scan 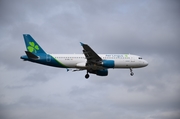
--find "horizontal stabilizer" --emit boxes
[25,51,39,60]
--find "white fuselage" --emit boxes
[21,34,149,78]
[50,54,148,69]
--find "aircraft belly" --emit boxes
[60,59,86,68]
[60,60,76,68]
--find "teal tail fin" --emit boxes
[23,34,46,54]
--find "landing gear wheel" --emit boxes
[85,74,89,79]
[130,72,134,76]
[130,68,134,76]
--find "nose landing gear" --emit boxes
[130,68,134,76]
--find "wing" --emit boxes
[80,42,102,63]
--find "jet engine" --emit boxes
[89,69,108,76]
[101,60,114,68]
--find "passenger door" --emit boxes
[46,54,51,62]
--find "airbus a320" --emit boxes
[20,34,148,79]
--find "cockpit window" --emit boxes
[138,57,142,59]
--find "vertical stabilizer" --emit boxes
[23,34,46,54]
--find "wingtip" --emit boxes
[80,42,84,46]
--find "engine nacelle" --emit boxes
[96,69,108,76]
[101,60,114,68]
[89,69,108,76]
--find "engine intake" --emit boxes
[101,60,114,68]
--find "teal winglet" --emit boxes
[80,42,84,46]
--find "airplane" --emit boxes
[20,34,148,79]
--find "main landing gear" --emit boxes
[130,68,134,76]
[85,71,90,79]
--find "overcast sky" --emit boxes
[0,0,180,119]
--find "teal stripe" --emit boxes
[50,55,68,68]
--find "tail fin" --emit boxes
[23,34,46,54]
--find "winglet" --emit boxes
[80,42,84,46]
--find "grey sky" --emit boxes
[0,0,180,119]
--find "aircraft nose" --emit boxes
[144,60,148,66]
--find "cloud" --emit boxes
[149,110,180,119]
[0,0,180,119]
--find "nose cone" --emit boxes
[144,60,148,66]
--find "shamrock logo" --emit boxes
[125,54,128,58]
[27,42,39,53]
